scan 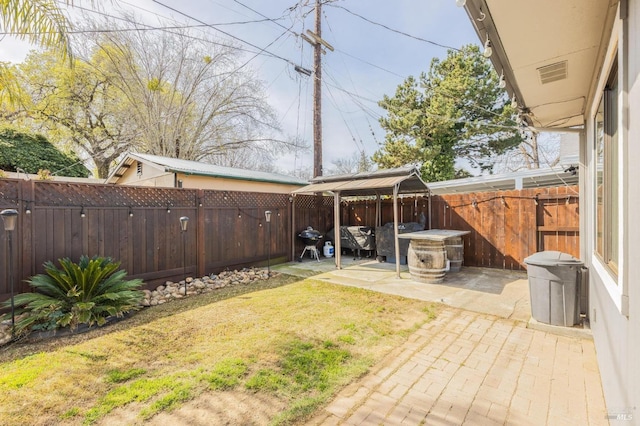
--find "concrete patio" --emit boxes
[273,257,609,425]
[275,257,533,322]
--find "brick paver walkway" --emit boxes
[309,307,607,425]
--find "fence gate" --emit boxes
[535,192,580,256]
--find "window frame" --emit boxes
[594,56,619,278]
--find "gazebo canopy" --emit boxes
[291,166,430,277]
[291,166,430,197]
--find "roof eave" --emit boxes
[463,0,525,121]
[171,169,306,186]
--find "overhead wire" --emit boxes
[316,6,515,142]
[217,24,294,84]
[332,48,404,79]
[322,79,364,152]
[60,2,264,56]
[321,79,383,118]
[232,0,300,37]
[152,0,299,67]
[321,8,371,152]
[294,18,310,172]
[0,21,278,36]
[322,71,382,120]
[44,1,306,176]
[328,4,460,51]
[72,1,309,105]
[215,0,312,170]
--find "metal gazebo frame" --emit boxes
[291,166,431,278]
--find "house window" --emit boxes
[594,56,618,275]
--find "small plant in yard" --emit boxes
[2,256,144,335]
[106,368,147,383]
[204,358,248,390]
[245,338,356,423]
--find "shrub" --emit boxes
[36,169,52,180]
[3,256,144,334]
[0,127,90,177]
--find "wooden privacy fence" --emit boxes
[340,196,430,227]
[0,179,333,301]
[431,186,579,269]
[343,186,580,271]
[0,178,578,303]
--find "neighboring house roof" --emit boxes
[427,167,579,195]
[106,153,308,186]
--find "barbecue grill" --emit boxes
[298,226,322,261]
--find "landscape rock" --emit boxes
[142,268,279,307]
[0,324,12,346]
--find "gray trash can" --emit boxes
[524,251,584,326]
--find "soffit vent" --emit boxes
[538,61,568,84]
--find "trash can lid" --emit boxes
[524,250,583,266]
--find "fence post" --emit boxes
[196,189,205,277]
[19,179,34,291]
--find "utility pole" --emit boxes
[313,0,323,178]
[300,0,334,178]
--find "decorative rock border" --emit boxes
[143,268,277,306]
[0,267,277,346]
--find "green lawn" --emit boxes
[0,275,438,425]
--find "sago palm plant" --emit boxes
[4,256,143,334]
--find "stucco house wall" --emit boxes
[174,173,302,194]
[581,2,637,416]
[117,164,175,188]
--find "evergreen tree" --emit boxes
[374,44,521,182]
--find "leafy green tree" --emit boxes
[16,50,135,178]
[0,127,89,177]
[374,44,521,182]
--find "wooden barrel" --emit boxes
[407,239,447,283]
[445,236,464,272]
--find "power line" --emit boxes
[322,79,364,152]
[152,0,298,67]
[116,0,288,29]
[323,76,382,122]
[232,0,299,37]
[334,48,405,79]
[321,9,384,154]
[329,4,460,51]
[218,25,293,84]
[0,20,279,36]
[60,2,265,56]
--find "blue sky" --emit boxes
[1,0,480,175]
